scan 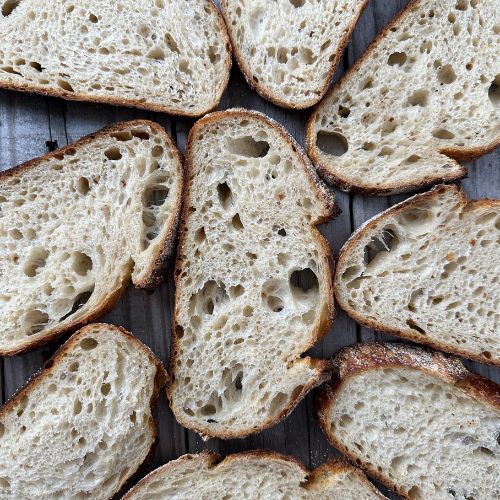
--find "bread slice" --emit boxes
[0,0,231,116]
[122,450,384,499]
[307,0,500,195]
[220,0,368,109]
[317,343,500,499]
[0,120,183,355]
[168,109,337,439]
[334,184,499,365]
[0,323,167,500]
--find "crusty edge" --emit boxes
[0,323,168,498]
[123,449,384,498]
[316,342,500,499]
[0,120,183,355]
[167,108,338,439]
[333,184,500,366]
[305,0,499,195]
[220,0,370,109]
[0,1,231,118]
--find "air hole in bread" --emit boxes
[432,128,455,140]
[227,136,270,158]
[200,404,216,416]
[277,228,286,237]
[338,105,351,118]
[228,284,245,299]
[0,422,4,438]
[316,131,348,156]
[363,228,399,266]
[269,392,287,416]
[407,89,429,107]
[1,0,20,16]
[289,0,305,7]
[299,47,317,65]
[60,288,93,321]
[231,213,244,231]
[289,267,319,294]
[104,147,122,161]
[88,13,98,23]
[405,155,422,164]
[488,75,500,107]
[71,252,93,276]
[131,128,150,140]
[194,226,206,243]
[75,176,90,195]
[73,399,82,415]
[456,0,468,11]
[24,309,49,335]
[80,337,98,350]
[1,66,21,76]
[437,64,457,84]
[406,319,426,335]
[408,288,424,312]
[57,79,74,92]
[388,51,407,66]
[29,61,42,72]
[407,485,422,498]
[163,33,179,53]
[23,247,49,277]
[217,181,232,209]
[147,46,165,60]
[267,295,284,313]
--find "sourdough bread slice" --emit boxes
[220,0,368,109]
[334,184,500,365]
[168,109,336,438]
[317,343,500,500]
[0,323,167,500]
[307,0,500,195]
[0,120,183,355]
[0,0,231,116]
[123,450,384,499]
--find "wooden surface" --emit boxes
[0,1,498,498]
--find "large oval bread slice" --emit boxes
[220,0,368,109]
[0,0,231,116]
[0,323,167,500]
[317,343,500,499]
[334,184,499,365]
[0,120,183,355]
[169,109,336,438]
[123,451,384,499]
[307,0,500,195]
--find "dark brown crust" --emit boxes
[220,0,370,110]
[305,0,500,195]
[123,449,383,498]
[316,343,500,498]
[0,323,168,498]
[0,1,231,118]
[167,108,338,439]
[0,120,183,356]
[333,184,500,366]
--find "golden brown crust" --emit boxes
[316,342,500,498]
[0,120,183,356]
[167,108,337,439]
[0,323,168,499]
[123,449,383,498]
[305,0,499,195]
[220,0,370,110]
[333,184,500,366]
[0,1,232,117]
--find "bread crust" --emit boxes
[220,0,370,110]
[0,323,168,499]
[122,449,382,498]
[316,342,500,498]
[333,183,500,366]
[0,120,184,356]
[168,108,338,439]
[305,0,500,195]
[0,1,231,117]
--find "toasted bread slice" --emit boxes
[317,343,500,499]
[0,323,167,500]
[123,450,384,499]
[168,109,336,439]
[334,184,499,365]
[0,120,183,355]
[220,0,368,109]
[0,0,231,116]
[307,0,500,195]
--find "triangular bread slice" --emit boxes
[334,184,499,365]
[0,120,183,355]
[220,0,368,109]
[307,0,499,194]
[123,451,384,499]
[0,0,231,116]
[317,343,500,499]
[168,109,336,438]
[0,323,167,500]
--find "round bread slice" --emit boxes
[122,450,384,499]
[317,343,500,499]
[168,109,337,439]
[0,120,183,355]
[0,323,167,500]
[221,0,368,109]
